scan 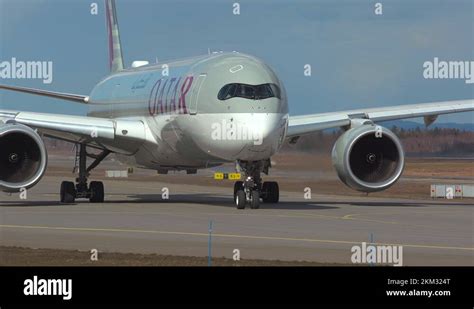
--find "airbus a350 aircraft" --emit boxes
[0,0,473,209]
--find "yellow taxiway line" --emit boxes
[0,224,472,251]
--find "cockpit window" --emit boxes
[236,84,255,99]
[218,83,236,100]
[218,83,281,100]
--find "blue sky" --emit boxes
[0,0,473,123]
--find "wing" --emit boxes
[0,109,146,154]
[0,83,147,154]
[0,84,89,103]
[287,99,474,138]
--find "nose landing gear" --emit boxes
[233,159,279,209]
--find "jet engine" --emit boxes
[331,123,404,192]
[0,123,47,192]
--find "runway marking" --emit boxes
[342,213,400,224]
[2,209,469,232]
[0,224,472,252]
[340,211,473,229]
[0,209,421,227]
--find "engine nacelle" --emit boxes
[0,123,48,192]
[331,124,404,192]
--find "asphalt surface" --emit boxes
[1,174,473,266]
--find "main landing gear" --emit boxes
[233,159,279,210]
[60,144,110,203]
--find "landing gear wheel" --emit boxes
[61,144,110,203]
[60,181,76,203]
[234,159,276,210]
[234,181,243,202]
[89,181,105,203]
[250,190,260,209]
[262,181,279,203]
[235,190,246,209]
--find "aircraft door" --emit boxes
[189,73,207,115]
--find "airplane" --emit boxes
[0,0,472,209]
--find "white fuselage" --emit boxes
[87,53,289,171]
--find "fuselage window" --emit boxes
[218,83,281,101]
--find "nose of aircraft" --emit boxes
[206,112,287,161]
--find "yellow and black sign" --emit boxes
[214,172,241,180]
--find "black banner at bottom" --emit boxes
[0,267,472,306]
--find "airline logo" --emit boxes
[148,75,194,115]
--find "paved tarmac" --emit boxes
[1,174,472,266]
